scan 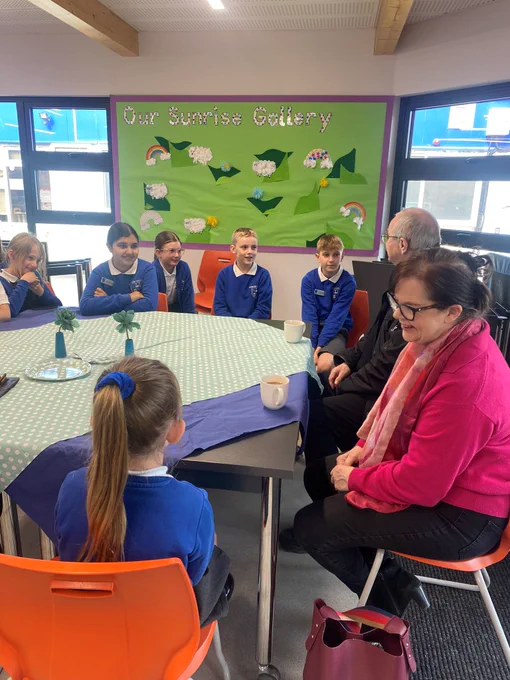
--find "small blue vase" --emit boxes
[125,338,134,356]
[55,331,67,359]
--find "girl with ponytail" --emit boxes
[55,356,215,586]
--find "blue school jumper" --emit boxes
[55,467,215,586]
[301,267,356,349]
[213,264,272,319]
[154,259,196,314]
[79,259,158,316]
[0,271,62,318]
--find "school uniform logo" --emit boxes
[100,277,114,287]
[333,287,340,300]
[130,279,143,292]
[249,285,258,298]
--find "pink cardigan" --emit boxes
[348,324,510,519]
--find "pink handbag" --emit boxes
[303,599,417,680]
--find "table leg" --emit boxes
[39,527,56,560]
[256,476,281,680]
[0,492,22,556]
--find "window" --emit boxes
[391,84,510,252]
[0,102,28,239]
[0,98,114,304]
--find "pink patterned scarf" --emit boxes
[345,318,486,513]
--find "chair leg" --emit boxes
[213,624,230,680]
[481,567,491,589]
[358,549,385,606]
[474,570,510,667]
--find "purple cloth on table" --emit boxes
[0,307,89,331]
[7,372,311,542]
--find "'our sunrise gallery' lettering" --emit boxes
[123,105,333,134]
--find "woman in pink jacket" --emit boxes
[295,248,510,616]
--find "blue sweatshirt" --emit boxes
[213,263,272,319]
[301,267,356,349]
[154,259,196,314]
[0,270,62,318]
[55,467,215,586]
[79,259,158,316]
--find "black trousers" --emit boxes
[304,393,368,465]
[294,453,506,595]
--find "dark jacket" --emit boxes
[154,259,196,314]
[334,292,406,412]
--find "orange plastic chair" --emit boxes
[195,250,236,315]
[157,292,169,312]
[45,281,56,296]
[0,553,230,680]
[358,518,510,668]
[346,289,369,348]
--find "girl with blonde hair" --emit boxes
[0,232,61,320]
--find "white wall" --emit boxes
[2,5,510,316]
[394,1,510,95]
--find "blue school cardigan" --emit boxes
[154,259,196,314]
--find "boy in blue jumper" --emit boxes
[80,222,158,316]
[214,227,272,319]
[301,234,356,376]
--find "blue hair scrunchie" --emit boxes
[95,371,135,399]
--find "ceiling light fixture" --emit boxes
[208,0,225,9]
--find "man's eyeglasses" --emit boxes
[388,293,443,321]
[160,248,184,256]
[381,233,402,244]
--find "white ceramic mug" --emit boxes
[260,375,289,410]
[284,320,305,343]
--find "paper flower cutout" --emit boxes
[252,160,276,177]
[252,187,264,199]
[339,206,351,216]
[220,162,232,172]
[140,210,163,231]
[145,158,156,167]
[145,183,168,200]
[206,216,219,228]
[55,307,79,333]
[113,310,140,340]
[319,178,329,188]
[304,149,332,169]
[189,146,213,165]
[184,218,207,234]
[160,152,171,161]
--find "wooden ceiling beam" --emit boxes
[374,0,414,55]
[25,0,138,57]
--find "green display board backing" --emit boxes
[111,96,394,254]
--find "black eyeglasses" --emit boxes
[388,293,443,321]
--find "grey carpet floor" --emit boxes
[3,460,509,680]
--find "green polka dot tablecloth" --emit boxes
[0,313,319,492]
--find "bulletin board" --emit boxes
[112,96,393,254]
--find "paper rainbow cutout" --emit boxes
[140,210,164,231]
[343,202,366,221]
[146,144,169,161]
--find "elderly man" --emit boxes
[281,208,441,552]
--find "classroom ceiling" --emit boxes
[0,0,503,34]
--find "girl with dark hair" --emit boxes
[79,222,158,316]
[153,231,196,313]
[0,232,61,320]
[294,248,510,616]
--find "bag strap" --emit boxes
[342,606,416,673]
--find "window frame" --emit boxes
[391,83,510,253]
[0,96,115,234]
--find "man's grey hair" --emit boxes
[393,208,441,252]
